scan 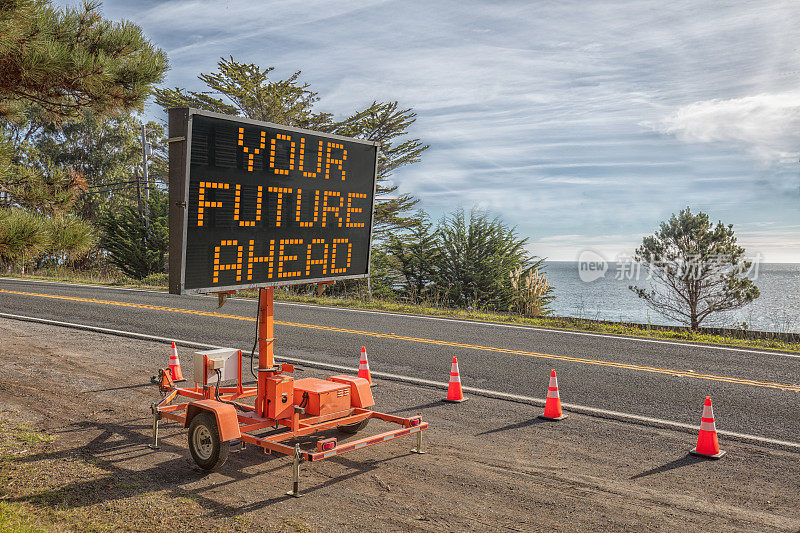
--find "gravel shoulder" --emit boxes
[0,317,798,532]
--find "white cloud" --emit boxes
[137,0,389,41]
[650,92,800,164]
[54,0,800,261]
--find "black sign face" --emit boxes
[169,110,377,294]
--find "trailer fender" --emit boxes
[184,400,241,442]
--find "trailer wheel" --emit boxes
[188,412,229,471]
[338,418,369,434]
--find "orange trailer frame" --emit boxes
[150,287,428,496]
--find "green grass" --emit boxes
[0,421,55,449]
[0,502,48,533]
[13,428,55,446]
[0,416,305,532]
[5,270,799,354]
[3,266,167,292]
[0,422,53,533]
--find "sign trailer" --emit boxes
[152,109,428,496]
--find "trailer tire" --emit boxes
[188,411,229,471]
[338,418,369,434]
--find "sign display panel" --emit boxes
[169,109,378,294]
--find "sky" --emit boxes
[57,0,800,261]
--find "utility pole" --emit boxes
[140,124,151,228]
[135,168,143,218]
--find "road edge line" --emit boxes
[1,311,797,452]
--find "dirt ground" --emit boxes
[0,317,798,532]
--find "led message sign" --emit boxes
[168,109,378,295]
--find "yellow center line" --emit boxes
[3,288,799,392]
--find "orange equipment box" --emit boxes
[265,375,294,420]
[327,375,375,409]
[293,378,351,416]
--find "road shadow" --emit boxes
[221,453,411,517]
[477,418,547,436]
[81,382,154,393]
[630,454,704,479]
[9,416,409,517]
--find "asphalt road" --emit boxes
[1,277,798,443]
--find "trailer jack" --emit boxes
[149,403,161,450]
[287,443,303,497]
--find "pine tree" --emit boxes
[0,207,95,267]
[0,208,46,264]
[154,57,427,237]
[630,208,759,329]
[0,163,86,215]
[42,213,97,263]
[0,0,168,122]
[155,59,332,129]
[0,0,168,201]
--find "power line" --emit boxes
[88,179,139,188]
[84,185,160,195]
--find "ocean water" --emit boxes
[543,262,800,333]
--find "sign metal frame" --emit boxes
[168,108,379,295]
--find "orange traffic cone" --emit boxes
[358,346,373,385]
[168,342,185,382]
[690,396,725,459]
[443,356,468,403]
[538,369,567,420]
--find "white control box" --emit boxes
[193,348,240,385]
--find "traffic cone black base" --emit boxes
[537,413,567,421]
[689,448,726,459]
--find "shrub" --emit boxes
[99,190,167,279]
